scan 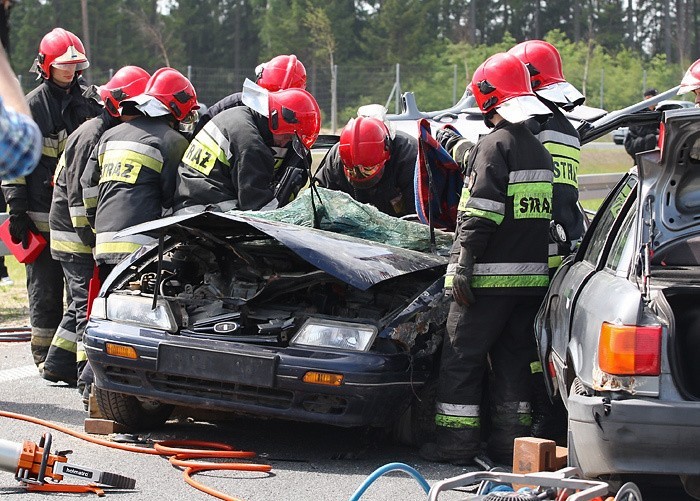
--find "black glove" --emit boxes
[9,212,39,249]
[643,133,658,151]
[452,246,476,307]
[436,127,463,152]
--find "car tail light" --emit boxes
[658,121,665,158]
[598,322,662,375]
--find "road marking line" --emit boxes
[0,365,37,383]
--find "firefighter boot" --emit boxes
[530,371,567,445]
[30,327,55,370]
[487,401,532,464]
[419,422,481,466]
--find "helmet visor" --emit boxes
[343,161,385,188]
[536,81,585,109]
[52,61,90,71]
[496,94,552,124]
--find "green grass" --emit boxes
[0,255,30,327]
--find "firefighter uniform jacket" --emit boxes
[314,130,418,218]
[174,106,281,213]
[1,78,100,234]
[453,120,553,296]
[82,115,188,264]
[50,111,119,262]
[536,102,584,243]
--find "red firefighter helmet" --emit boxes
[99,66,150,117]
[255,54,307,92]
[143,67,199,121]
[679,59,700,95]
[339,116,391,189]
[267,87,321,149]
[33,28,89,79]
[470,52,550,123]
[508,40,584,109]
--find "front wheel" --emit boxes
[390,376,438,447]
[95,386,173,429]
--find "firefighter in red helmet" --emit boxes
[174,78,321,213]
[192,54,307,137]
[678,58,700,106]
[81,67,197,279]
[42,66,150,390]
[1,28,101,373]
[315,112,417,217]
[420,52,554,466]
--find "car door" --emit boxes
[536,173,639,398]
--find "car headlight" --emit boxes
[101,294,179,333]
[290,319,377,352]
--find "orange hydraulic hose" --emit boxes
[0,410,272,501]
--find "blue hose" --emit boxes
[348,462,431,501]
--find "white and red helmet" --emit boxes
[98,66,150,117]
[242,79,321,149]
[32,28,89,80]
[508,40,584,110]
[339,116,391,189]
[678,59,700,95]
[470,52,551,124]
[255,54,307,92]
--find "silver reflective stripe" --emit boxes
[464,196,505,215]
[548,243,559,255]
[99,140,164,164]
[436,402,480,416]
[83,186,100,199]
[96,231,155,246]
[27,211,49,223]
[51,230,83,242]
[517,402,532,414]
[69,206,87,218]
[536,129,580,147]
[509,169,553,183]
[473,262,548,275]
[446,262,458,275]
[202,121,230,153]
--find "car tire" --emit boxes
[95,386,174,429]
[389,376,438,447]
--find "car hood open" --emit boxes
[117,211,448,291]
[637,108,700,249]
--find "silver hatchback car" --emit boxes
[535,107,700,498]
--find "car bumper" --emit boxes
[84,320,426,428]
[568,390,700,477]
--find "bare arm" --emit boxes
[0,43,29,115]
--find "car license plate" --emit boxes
[157,344,278,387]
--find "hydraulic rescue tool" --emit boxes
[0,432,136,494]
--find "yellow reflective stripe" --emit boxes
[2,177,26,185]
[471,274,549,288]
[51,239,92,254]
[509,182,553,220]
[530,361,543,374]
[435,414,480,428]
[96,241,142,255]
[51,335,77,352]
[182,129,229,175]
[55,153,66,177]
[548,255,563,269]
[459,187,504,223]
[71,215,91,228]
[76,350,87,362]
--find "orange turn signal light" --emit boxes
[105,342,138,360]
[598,322,661,376]
[302,371,344,386]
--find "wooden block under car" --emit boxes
[84,418,128,435]
[512,437,558,490]
[554,445,568,470]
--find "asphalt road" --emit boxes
[0,340,481,501]
[0,337,694,501]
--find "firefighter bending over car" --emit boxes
[2,28,101,373]
[315,108,418,218]
[173,79,321,213]
[81,68,197,279]
[420,52,554,466]
[192,54,307,137]
[44,67,150,396]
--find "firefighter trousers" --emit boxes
[25,245,65,368]
[434,294,543,461]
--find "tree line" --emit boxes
[5,0,696,126]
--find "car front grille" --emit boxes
[147,373,294,409]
